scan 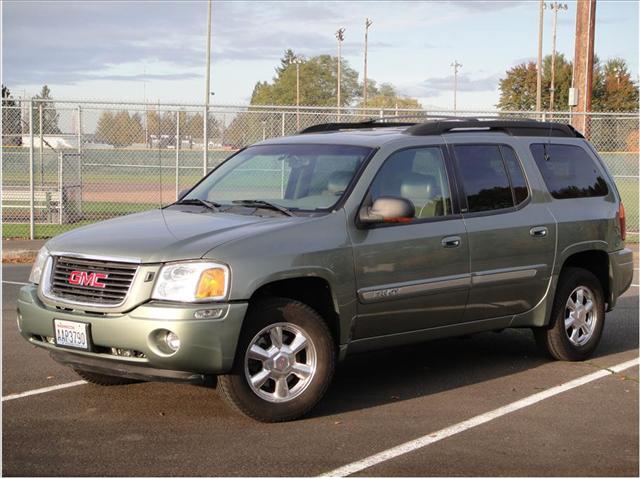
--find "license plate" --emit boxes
[54,319,89,350]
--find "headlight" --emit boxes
[28,247,50,284]
[151,262,229,302]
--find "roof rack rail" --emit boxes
[298,120,417,134]
[297,117,583,138]
[405,120,584,138]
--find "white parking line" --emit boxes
[321,358,639,477]
[2,380,87,402]
[2,280,29,286]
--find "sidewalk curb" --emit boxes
[3,250,38,264]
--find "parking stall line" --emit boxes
[320,357,639,477]
[2,380,87,402]
[2,281,29,286]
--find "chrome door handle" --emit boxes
[441,236,461,248]
[530,226,548,237]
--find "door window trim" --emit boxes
[448,142,532,218]
[356,144,462,229]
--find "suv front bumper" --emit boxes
[17,285,247,378]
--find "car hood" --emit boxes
[45,208,300,263]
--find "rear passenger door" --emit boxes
[450,143,556,321]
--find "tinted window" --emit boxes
[501,146,529,205]
[530,144,608,199]
[454,145,513,212]
[370,147,453,220]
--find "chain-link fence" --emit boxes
[2,99,638,240]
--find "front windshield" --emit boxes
[185,144,373,211]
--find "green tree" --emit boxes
[498,54,638,112]
[497,54,572,111]
[32,85,61,134]
[497,62,538,110]
[356,82,422,109]
[2,85,22,146]
[596,58,639,111]
[95,110,144,146]
[251,50,361,107]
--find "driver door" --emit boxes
[350,146,470,340]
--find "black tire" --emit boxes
[218,298,335,422]
[534,267,605,361]
[73,368,139,386]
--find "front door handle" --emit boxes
[441,236,461,248]
[530,226,548,237]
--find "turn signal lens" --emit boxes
[196,268,227,299]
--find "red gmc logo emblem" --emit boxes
[68,271,108,289]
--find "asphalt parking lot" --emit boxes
[2,261,638,477]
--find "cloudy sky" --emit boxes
[3,1,638,110]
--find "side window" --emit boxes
[454,145,513,213]
[530,143,608,199]
[369,147,453,220]
[501,146,529,205]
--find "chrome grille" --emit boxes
[50,256,138,305]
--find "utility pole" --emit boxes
[536,0,544,114]
[203,0,212,176]
[547,2,568,113]
[291,56,303,129]
[336,27,345,120]
[571,0,596,137]
[450,60,462,113]
[363,18,373,109]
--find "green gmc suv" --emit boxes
[18,118,634,422]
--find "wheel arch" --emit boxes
[558,247,610,309]
[248,275,342,347]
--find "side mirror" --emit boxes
[359,196,415,225]
[177,189,190,201]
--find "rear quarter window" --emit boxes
[530,143,608,199]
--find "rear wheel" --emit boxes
[73,368,139,386]
[218,298,335,422]
[534,267,605,361]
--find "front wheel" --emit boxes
[217,298,335,422]
[534,267,605,361]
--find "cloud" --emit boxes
[400,73,501,98]
[3,1,367,85]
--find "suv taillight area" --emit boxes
[619,201,626,241]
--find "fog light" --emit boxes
[164,331,180,352]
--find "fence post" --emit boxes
[58,151,63,225]
[39,103,43,188]
[203,105,208,176]
[281,112,285,136]
[175,110,180,200]
[29,100,35,240]
[77,106,83,217]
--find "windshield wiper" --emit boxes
[174,198,221,212]
[232,199,295,217]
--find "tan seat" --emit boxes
[400,173,443,218]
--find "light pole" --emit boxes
[290,56,304,129]
[363,18,373,109]
[450,60,462,113]
[546,2,568,113]
[336,28,345,120]
[536,0,544,114]
[203,0,213,176]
